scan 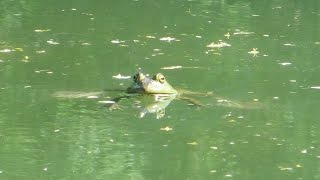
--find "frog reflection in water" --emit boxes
[109,72,210,118]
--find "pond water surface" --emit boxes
[0,0,320,179]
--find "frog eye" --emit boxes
[156,73,165,83]
[133,73,139,82]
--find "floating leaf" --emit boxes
[15,47,24,51]
[311,86,320,89]
[161,66,182,70]
[187,141,198,145]
[112,74,131,79]
[34,29,51,32]
[111,39,125,44]
[146,35,156,39]
[87,96,98,99]
[159,37,179,42]
[160,126,173,131]
[206,41,231,48]
[0,49,15,53]
[98,100,115,104]
[283,43,296,46]
[210,146,218,150]
[248,48,259,57]
[81,42,91,46]
[279,62,292,66]
[233,30,254,35]
[47,39,59,45]
[36,50,46,54]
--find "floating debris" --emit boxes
[224,32,230,39]
[0,49,15,53]
[225,174,233,177]
[81,42,91,46]
[283,43,296,46]
[87,96,98,99]
[206,41,231,48]
[248,48,259,57]
[111,39,125,44]
[279,62,292,66]
[195,35,202,38]
[272,6,282,9]
[210,146,218,150]
[146,35,156,39]
[34,29,51,32]
[35,69,51,73]
[187,142,198,145]
[279,166,293,171]
[15,47,23,51]
[36,50,46,54]
[233,30,254,35]
[301,149,308,154]
[159,37,179,42]
[161,66,182,70]
[47,39,59,45]
[160,126,173,131]
[310,86,320,89]
[98,100,115,104]
[81,12,94,16]
[217,99,229,103]
[151,52,164,56]
[112,74,131,79]
[54,129,60,132]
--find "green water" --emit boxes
[1,0,320,179]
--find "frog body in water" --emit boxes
[108,72,210,118]
[122,72,208,106]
